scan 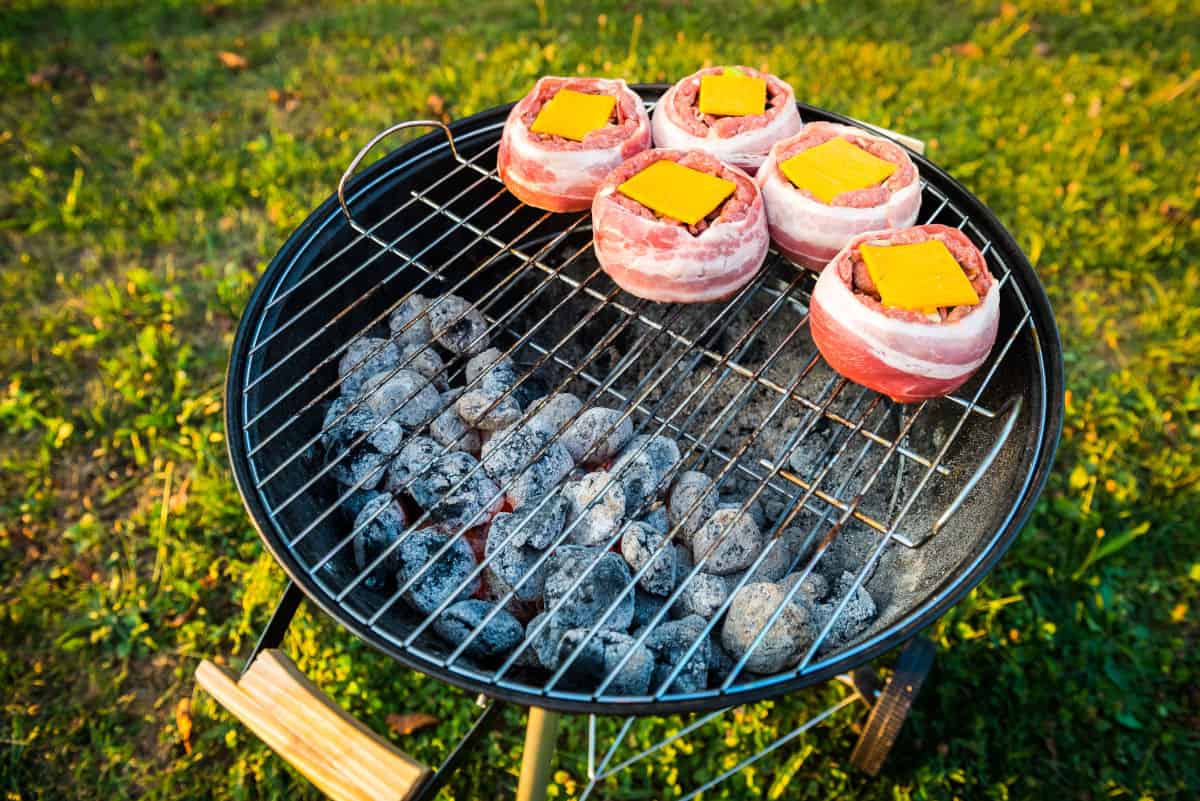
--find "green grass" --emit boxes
[1,0,1197,798]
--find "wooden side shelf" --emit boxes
[196,649,431,801]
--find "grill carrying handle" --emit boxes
[338,120,460,234]
[196,649,431,801]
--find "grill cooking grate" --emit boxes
[232,101,1050,710]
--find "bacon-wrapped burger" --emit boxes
[591,148,769,304]
[809,224,1000,403]
[498,77,652,213]
[758,122,922,271]
[650,66,803,175]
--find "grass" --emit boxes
[1,0,1197,798]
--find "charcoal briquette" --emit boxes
[432,599,523,662]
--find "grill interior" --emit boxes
[230,98,1053,712]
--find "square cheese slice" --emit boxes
[530,89,617,141]
[617,160,737,226]
[860,240,981,312]
[780,137,898,204]
[698,71,767,117]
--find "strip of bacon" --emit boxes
[758,123,922,272]
[651,66,803,175]
[591,149,769,304]
[809,225,1000,403]
[498,77,652,213]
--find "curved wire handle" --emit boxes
[337,120,460,237]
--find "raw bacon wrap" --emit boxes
[650,66,803,175]
[810,225,1000,403]
[498,77,652,213]
[758,123,922,272]
[591,149,769,304]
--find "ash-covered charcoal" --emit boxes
[720,496,767,529]
[668,471,718,545]
[398,343,448,390]
[397,529,480,615]
[384,436,441,494]
[561,471,625,546]
[481,424,574,509]
[484,525,546,604]
[338,337,402,397]
[321,397,405,456]
[543,545,635,630]
[814,571,877,648]
[430,388,482,454]
[343,488,385,521]
[645,615,710,695]
[410,452,502,528]
[721,582,816,674]
[492,493,567,550]
[524,393,583,438]
[527,612,569,670]
[428,294,489,355]
[621,522,677,596]
[779,525,816,568]
[351,494,408,586]
[671,572,728,620]
[707,633,736,685]
[633,587,667,630]
[779,571,829,605]
[331,449,389,490]
[483,498,566,603]
[457,388,523,431]
[465,348,520,387]
[611,434,681,514]
[556,629,653,695]
[692,508,766,575]
[458,349,524,430]
[561,407,634,466]
[388,294,433,347]
[724,539,792,589]
[432,599,523,662]
[639,507,669,535]
[361,369,442,429]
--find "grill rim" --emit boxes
[224,85,1065,716]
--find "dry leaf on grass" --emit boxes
[267,88,301,112]
[218,51,248,71]
[386,712,439,736]
[176,698,193,755]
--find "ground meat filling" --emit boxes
[670,66,791,138]
[520,80,636,150]
[775,127,918,208]
[841,229,993,324]
[607,150,756,236]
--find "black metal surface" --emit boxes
[243,581,304,676]
[224,85,1065,716]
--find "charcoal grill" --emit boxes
[196,85,1063,801]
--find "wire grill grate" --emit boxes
[228,95,1055,713]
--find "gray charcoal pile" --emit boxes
[317,292,878,695]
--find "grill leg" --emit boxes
[516,707,562,801]
[244,581,304,676]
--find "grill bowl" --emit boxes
[225,86,1063,715]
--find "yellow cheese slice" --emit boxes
[529,89,617,142]
[617,159,737,226]
[780,137,898,203]
[698,70,767,117]
[860,240,981,312]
